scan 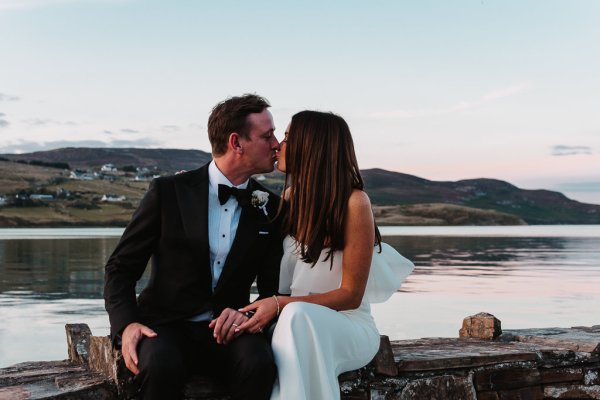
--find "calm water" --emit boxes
[1,226,599,367]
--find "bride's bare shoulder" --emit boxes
[347,189,372,211]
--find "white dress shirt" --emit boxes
[188,161,249,322]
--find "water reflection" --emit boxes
[0,238,149,300]
[1,230,599,367]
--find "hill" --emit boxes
[1,147,212,172]
[361,169,600,224]
[0,147,599,226]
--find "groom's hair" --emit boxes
[208,94,271,156]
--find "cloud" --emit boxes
[482,82,532,101]
[110,138,160,147]
[0,92,20,102]
[21,118,78,127]
[162,125,181,132]
[120,128,139,134]
[0,137,161,153]
[0,112,9,128]
[552,145,592,156]
[188,123,205,130]
[370,81,533,120]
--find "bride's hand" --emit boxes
[237,297,279,334]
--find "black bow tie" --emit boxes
[218,184,251,206]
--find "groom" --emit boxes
[104,94,282,400]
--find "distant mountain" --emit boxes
[362,168,600,224]
[2,147,599,224]
[0,147,212,172]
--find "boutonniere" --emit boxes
[251,190,269,216]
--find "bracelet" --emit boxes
[272,295,280,316]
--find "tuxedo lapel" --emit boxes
[174,166,210,266]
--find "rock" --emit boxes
[371,336,398,376]
[459,312,502,340]
[6,320,600,399]
[397,375,476,400]
[504,327,600,354]
[477,392,500,400]
[65,324,92,365]
[540,367,584,384]
[394,337,540,372]
[497,385,544,399]
[544,384,600,399]
[585,368,600,385]
[473,367,541,391]
[88,335,135,398]
[0,361,115,399]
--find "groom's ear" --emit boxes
[229,132,244,154]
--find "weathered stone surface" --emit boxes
[5,320,600,399]
[87,335,135,398]
[398,375,476,400]
[369,385,394,400]
[371,336,398,376]
[477,391,500,400]
[460,312,502,340]
[394,338,543,372]
[0,360,115,399]
[505,327,600,354]
[544,384,600,399]
[341,390,369,400]
[339,370,360,382]
[540,367,584,384]
[65,323,92,365]
[474,367,541,391]
[497,385,543,400]
[585,368,600,385]
[536,349,599,367]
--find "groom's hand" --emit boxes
[209,308,248,345]
[121,322,157,375]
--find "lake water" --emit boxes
[1,226,599,368]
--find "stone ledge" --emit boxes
[0,361,115,399]
[2,314,600,399]
[502,326,600,354]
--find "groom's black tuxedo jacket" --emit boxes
[104,163,283,342]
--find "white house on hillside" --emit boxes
[101,164,117,172]
[70,171,96,180]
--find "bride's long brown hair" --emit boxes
[282,110,381,266]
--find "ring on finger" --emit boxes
[232,323,239,328]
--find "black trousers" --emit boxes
[134,321,276,400]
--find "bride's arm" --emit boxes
[237,190,374,333]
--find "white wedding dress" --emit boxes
[270,236,414,400]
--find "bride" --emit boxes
[238,110,414,400]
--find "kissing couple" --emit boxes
[104,94,414,399]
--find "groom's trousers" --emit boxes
[134,320,276,400]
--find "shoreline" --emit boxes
[1,225,600,240]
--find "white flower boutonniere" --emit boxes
[251,190,269,216]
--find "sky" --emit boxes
[1,0,599,204]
